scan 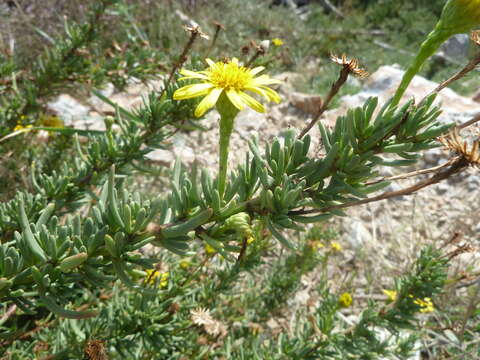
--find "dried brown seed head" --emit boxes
[471,30,480,46]
[439,129,480,167]
[330,53,368,78]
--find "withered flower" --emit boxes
[330,53,368,78]
[184,25,210,40]
[190,307,227,338]
[439,129,480,167]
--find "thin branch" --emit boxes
[457,113,480,130]
[298,67,349,139]
[159,26,202,99]
[364,158,457,186]
[0,304,17,325]
[290,156,469,216]
[432,53,480,95]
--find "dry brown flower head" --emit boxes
[190,307,227,338]
[84,339,108,360]
[184,25,210,40]
[330,53,368,78]
[213,21,226,31]
[471,30,480,46]
[439,129,480,167]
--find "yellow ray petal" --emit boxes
[251,75,282,86]
[250,66,265,76]
[258,86,281,103]
[194,88,223,117]
[237,92,265,113]
[205,58,216,68]
[226,90,246,111]
[173,83,214,100]
[245,86,270,101]
[179,69,208,79]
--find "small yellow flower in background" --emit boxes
[205,243,217,255]
[173,57,281,117]
[383,289,398,302]
[330,241,343,252]
[246,235,255,245]
[40,114,64,128]
[179,259,191,270]
[309,240,324,250]
[413,297,435,313]
[13,124,33,132]
[271,38,284,46]
[145,269,169,288]
[338,292,353,308]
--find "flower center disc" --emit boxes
[208,62,252,91]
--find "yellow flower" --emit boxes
[413,297,435,313]
[40,114,64,128]
[383,289,398,302]
[173,58,281,117]
[205,243,217,255]
[330,241,343,252]
[179,259,191,270]
[145,269,169,288]
[13,124,33,132]
[309,240,324,250]
[271,38,284,46]
[338,292,353,308]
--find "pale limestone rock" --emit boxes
[288,91,322,115]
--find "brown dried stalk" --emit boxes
[298,54,367,139]
[290,156,469,216]
[245,40,269,67]
[364,158,458,186]
[159,25,207,99]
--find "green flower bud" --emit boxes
[438,0,480,36]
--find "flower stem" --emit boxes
[390,27,450,109]
[216,93,239,199]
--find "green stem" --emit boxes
[218,115,234,198]
[390,27,451,109]
[216,93,240,199]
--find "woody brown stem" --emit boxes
[298,67,350,139]
[159,27,201,99]
[290,156,469,216]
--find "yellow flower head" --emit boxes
[173,58,281,117]
[383,289,398,302]
[179,259,191,270]
[205,243,217,255]
[13,124,33,132]
[145,269,169,288]
[330,241,343,252]
[272,38,284,46]
[40,114,64,128]
[413,297,435,313]
[338,292,353,308]
[309,240,324,250]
